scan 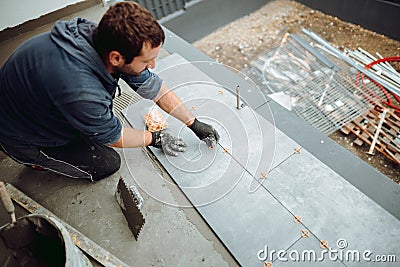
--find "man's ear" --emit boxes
[108,51,124,67]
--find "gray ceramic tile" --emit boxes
[153,53,187,73]
[262,150,400,264]
[171,148,246,206]
[189,101,263,164]
[173,83,227,104]
[154,53,216,92]
[198,173,304,267]
[123,99,213,167]
[269,127,300,170]
[247,125,302,194]
[122,99,155,130]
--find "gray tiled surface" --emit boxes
[198,173,304,267]
[263,150,400,264]
[123,54,400,267]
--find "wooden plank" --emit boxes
[341,126,351,135]
[342,107,400,165]
[354,138,364,146]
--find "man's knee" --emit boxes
[91,147,121,181]
[107,148,121,174]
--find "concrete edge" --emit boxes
[160,0,268,43]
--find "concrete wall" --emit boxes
[0,0,88,31]
[295,0,400,41]
[0,0,100,42]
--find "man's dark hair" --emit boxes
[93,2,165,64]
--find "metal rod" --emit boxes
[368,109,388,155]
[236,85,240,109]
[4,183,129,267]
[302,28,400,97]
[290,33,339,70]
[376,52,398,73]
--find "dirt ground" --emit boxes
[193,0,400,183]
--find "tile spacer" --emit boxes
[301,229,310,238]
[260,172,268,179]
[218,89,224,95]
[264,261,272,267]
[320,240,329,249]
[191,106,196,111]
[294,147,301,154]
[294,215,302,223]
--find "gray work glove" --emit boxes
[188,118,220,148]
[151,131,187,157]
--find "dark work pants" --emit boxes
[0,138,121,181]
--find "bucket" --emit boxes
[0,214,92,267]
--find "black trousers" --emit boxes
[0,138,121,181]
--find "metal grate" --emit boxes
[113,91,143,123]
[247,32,375,135]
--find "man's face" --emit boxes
[117,42,161,76]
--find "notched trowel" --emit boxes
[115,178,145,240]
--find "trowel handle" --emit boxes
[0,182,16,224]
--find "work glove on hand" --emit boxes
[151,131,187,157]
[188,118,220,148]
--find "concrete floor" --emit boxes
[0,3,237,266]
[0,147,237,266]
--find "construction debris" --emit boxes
[346,48,400,99]
[249,30,370,135]
[247,29,400,166]
[341,107,400,165]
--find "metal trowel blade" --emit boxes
[115,178,145,240]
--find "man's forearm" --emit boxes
[154,83,195,126]
[109,127,152,148]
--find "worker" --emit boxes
[0,2,219,181]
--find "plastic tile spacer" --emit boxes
[320,240,329,249]
[294,215,302,223]
[301,229,310,238]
